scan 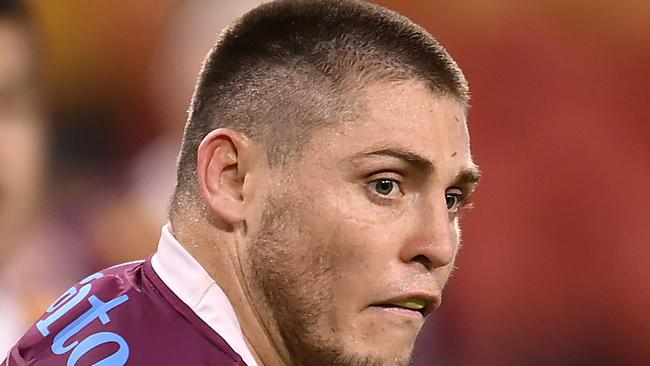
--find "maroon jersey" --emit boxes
[3,259,247,365]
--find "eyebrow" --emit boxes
[453,166,482,192]
[357,148,435,175]
[353,147,482,189]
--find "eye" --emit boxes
[445,191,464,213]
[371,179,400,197]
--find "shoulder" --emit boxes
[4,260,246,366]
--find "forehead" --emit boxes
[363,81,468,145]
[301,81,474,173]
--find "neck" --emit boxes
[172,220,291,366]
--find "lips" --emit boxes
[371,293,439,317]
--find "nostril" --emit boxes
[412,254,432,270]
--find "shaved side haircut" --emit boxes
[171,0,469,218]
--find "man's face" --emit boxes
[0,20,44,259]
[244,81,479,366]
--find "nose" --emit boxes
[399,195,457,272]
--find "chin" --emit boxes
[353,307,423,346]
[349,333,417,360]
[337,343,414,366]
[284,314,418,366]
[336,319,419,366]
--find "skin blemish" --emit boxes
[451,152,457,157]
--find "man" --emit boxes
[4,0,480,365]
[0,0,47,353]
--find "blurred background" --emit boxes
[0,0,648,364]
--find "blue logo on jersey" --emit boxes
[36,272,130,365]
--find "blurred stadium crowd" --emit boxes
[1,0,648,364]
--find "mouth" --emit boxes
[370,294,439,318]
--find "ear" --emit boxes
[196,128,252,225]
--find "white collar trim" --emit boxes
[151,224,257,366]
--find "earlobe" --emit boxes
[197,129,250,225]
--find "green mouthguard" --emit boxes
[393,299,426,310]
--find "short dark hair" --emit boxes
[171,0,469,217]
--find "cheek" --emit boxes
[317,179,411,231]
[304,184,381,251]
[299,187,404,291]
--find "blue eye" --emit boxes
[372,179,399,196]
[445,193,464,212]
